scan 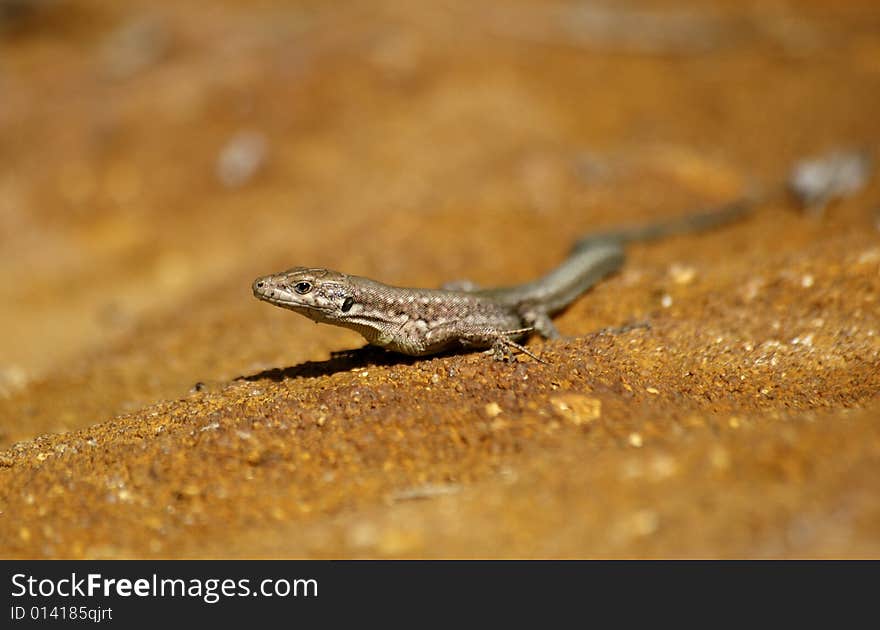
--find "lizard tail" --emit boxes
[572,193,759,252]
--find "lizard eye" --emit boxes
[341,297,354,312]
[294,281,312,295]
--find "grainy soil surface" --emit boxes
[1,0,879,558]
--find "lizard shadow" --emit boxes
[236,346,426,383]
[236,319,654,383]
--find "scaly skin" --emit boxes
[252,198,753,361]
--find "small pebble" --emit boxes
[669,263,697,285]
[484,402,503,418]
[627,509,659,537]
[857,248,880,265]
[788,149,872,213]
[216,131,267,188]
[549,394,602,425]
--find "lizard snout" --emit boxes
[252,275,278,298]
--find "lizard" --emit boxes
[252,199,751,363]
[251,149,872,362]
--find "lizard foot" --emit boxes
[489,334,547,364]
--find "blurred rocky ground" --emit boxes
[0,0,878,557]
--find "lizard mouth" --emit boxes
[254,292,299,307]
[255,293,335,313]
[253,278,297,306]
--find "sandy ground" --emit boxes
[1,0,879,558]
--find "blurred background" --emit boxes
[3,0,878,386]
[1,1,879,557]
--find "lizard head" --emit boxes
[252,267,355,323]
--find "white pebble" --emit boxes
[216,131,267,188]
